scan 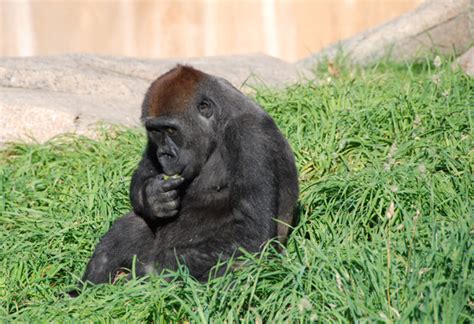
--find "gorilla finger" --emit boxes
[155,209,178,219]
[145,177,164,195]
[148,191,178,207]
[160,190,178,201]
[150,198,179,213]
[161,177,184,191]
[167,210,179,217]
[161,199,180,211]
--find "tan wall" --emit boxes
[1,0,423,62]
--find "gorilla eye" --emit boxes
[165,127,176,134]
[198,99,213,118]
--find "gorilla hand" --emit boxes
[144,175,183,219]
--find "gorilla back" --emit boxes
[80,66,298,285]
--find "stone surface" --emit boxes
[454,46,474,76]
[297,0,473,69]
[0,53,307,143]
[1,0,473,144]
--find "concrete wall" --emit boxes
[0,0,422,62]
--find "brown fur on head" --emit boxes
[142,65,206,119]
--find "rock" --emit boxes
[454,47,474,76]
[0,53,307,143]
[1,103,95,144]
[2,0,472,145]
[297,0,473,69]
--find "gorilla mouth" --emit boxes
[157,151,183,176]
[159,152,175,160]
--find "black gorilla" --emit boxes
[79,66,298,285]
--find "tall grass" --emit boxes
[1,57,472,321]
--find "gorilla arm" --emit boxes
[224,113,281,251]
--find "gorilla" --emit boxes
[78,65,298,287]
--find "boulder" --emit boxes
[454,46,474,76]
[0,53,305,143]
[297,0,473,69]
[1,0,472,144]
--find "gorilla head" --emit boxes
[75,65,299,289]
[141,67,220,180]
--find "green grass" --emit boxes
[1,57,472,322]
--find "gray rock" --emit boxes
[454,47,474,76]
[2,0,472,145]
[297,0,473,69]
[0,53,307,143]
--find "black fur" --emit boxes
[77,66,298,288]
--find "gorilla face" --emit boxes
[145,117,184,176]
[144,95,218,180]
[141,66,225,181]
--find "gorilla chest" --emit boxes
[182,176,230,211]
[156,150,233,247]
[182,151,231,210]
[156,184,233,249]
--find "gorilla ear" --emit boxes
[197,99,213,118]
